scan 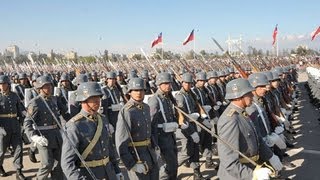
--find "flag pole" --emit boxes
[162,42,164,60]
[276,32,279,57]
[193,29,196,60]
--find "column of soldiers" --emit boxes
[306,66,320,121]
[0,63,299,180]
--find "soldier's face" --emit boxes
[107,78,116,86]
[0,83,9,92]
[85,96,101,112]
[208,78,217,84]
[130,89,145,102]
[159,82,171,93]
[271,80,279,88]
[182,82,192,91]
[61,80,69,87]
[255,86,267,97]
[41,84,53,95]
[19,78,27,85]
[196,80,205,87]
[243,92,253,107]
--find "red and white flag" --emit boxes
[183,29,194,45]
[151,32,162,48]
[311,26,320,41]
[272,24,278,46]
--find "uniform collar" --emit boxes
[156,89,168,98]
[80,109,98,121]
[128,98,144,109]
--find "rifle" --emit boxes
[211,38,248,78]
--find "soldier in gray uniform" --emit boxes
[148,72,179,180]
[246,73,285,169]
[192,72,218,169]
[61,82,123,180]
[217,78,282,180]
[175,73,207,180]
[69,74,89,117]
[15,72,32,102]
[116,77,159,180]
[0,75,26,179]
[101,72,123,130]
[24,75,65,180]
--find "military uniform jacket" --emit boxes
[61,110,120,179]
[175,88,198,137]
[148,89,177,144]
[246,95,272,138]
[24,94,64,148]
[0,91,25,133]
[217,103,273,180]
[115,98,158,170]
[101,85,121,127]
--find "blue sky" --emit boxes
[1,0,320,55]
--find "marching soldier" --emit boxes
[217,78,282,180]
[246,73,286,166]
[69,74,89,117]
[175,73,207,180]
[116,77,159,180]
[24,75,65,179]
[15,72,32,101]
[0,75,26,179]
[192,72,218,169]
[148,72,179,180]
[61,82,123,179]
[56,72,75,105]
[101,72,123,130]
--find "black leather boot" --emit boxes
[16,169,26,180]
[193,167,209,180]
[0,166,8,177]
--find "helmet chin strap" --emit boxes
[85,101,97,114]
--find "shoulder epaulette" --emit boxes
[227,108,236,117]
[125,102,134,110]
[70,113,84,122]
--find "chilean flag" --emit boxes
[183,29,194,45]
[151,32,162,48]
[272,24,278,46]
[311,26,320,41]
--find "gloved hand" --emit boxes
[116,173,124,180]
[202,119,213,129]
[180,121,189,129]
[108,124,115,134]
[155,147,161,160]
[131,162,147,174]
[253,167,272,180]
[222,101,228,106]
[0,127,6,136]
[213,105,220,111]
[269,154,283,171]
[190,132,200,143]
[216,101,222,106]
[274,126,284,134]
[200,113,208,119]
[31,135,48,147]
[189,113,200,120]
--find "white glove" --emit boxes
[274,134,287,149]
[31,135,48,147]
[253,167,272,180]
[200,114,208,119]
[202,119,213,129]
[264,135,276,147]
[274,126,284,135]
[213,105,220,111]
[189,113,200,120]
[269,154,283,171]
[131,163,147,174]
[223,101,228,106]
[180,121,189,129]
[155,147,161,160]
[116,173,124,180]
[108,124,115,134]
[0,127,6,136]
[216,101,222,106]
[190,132,200,143]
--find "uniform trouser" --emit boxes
[178,136,200,169]
[158,132,178,180]
[0,132,23,169]
[199,130,213,160]
[37,145,63,180]
[127,162,159,180]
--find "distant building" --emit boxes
[5,45,20,59]
[65,51,77,60]
[47,49,55,59]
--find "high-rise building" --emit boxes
[5,45,20,59]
